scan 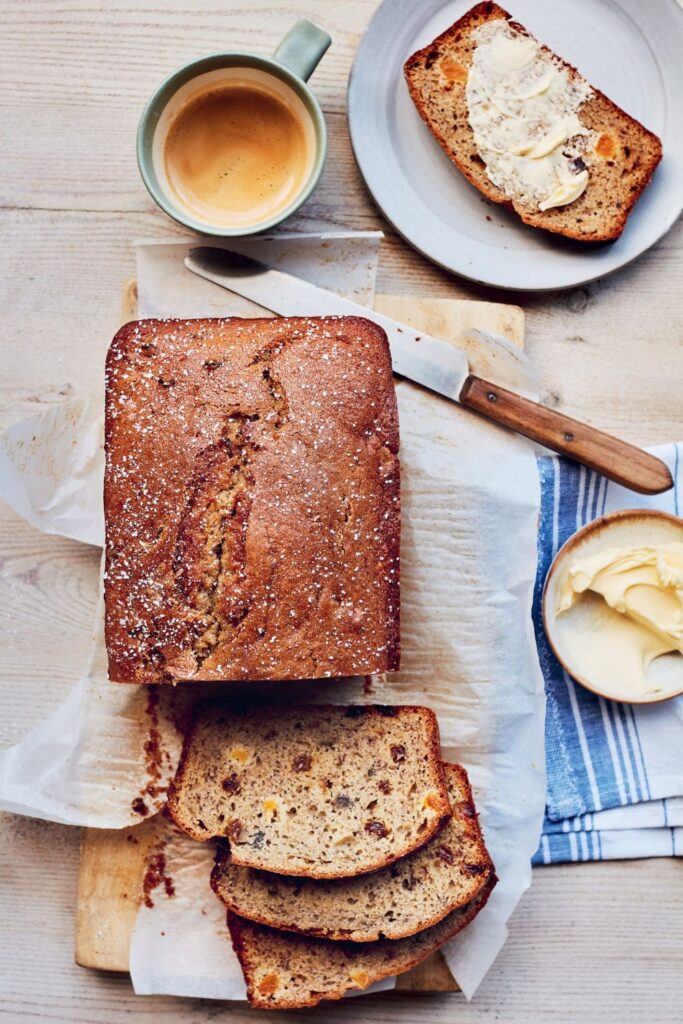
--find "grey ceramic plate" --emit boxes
[348,0,683,291]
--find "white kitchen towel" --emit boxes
[532,445,683,864]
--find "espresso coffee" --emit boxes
[163,81,314,229]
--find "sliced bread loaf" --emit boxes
[404,2,662,241]
[228,876,496,1009]
[211,763,493,941]
[167,704,450,878]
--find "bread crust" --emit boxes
[404,2,662,242]
[228,875,496,1009]
[210,761,494,941]
[167,703,451,879]
[104,315,400,684]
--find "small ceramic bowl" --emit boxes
[543,508,683,704]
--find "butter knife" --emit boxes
[184,247,672,495]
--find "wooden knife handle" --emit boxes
[460,375,673,495]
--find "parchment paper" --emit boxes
[0,234,546,1000]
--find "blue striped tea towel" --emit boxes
[531,444,683,864]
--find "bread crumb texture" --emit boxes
[104,316,400,683]
[228,876,496,1008]
[211,762,495,941]
[168,703,450,878]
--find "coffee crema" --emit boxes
[163,82,314,228]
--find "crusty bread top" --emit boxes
[211,762,494,941]
[228,876,496,1009]
[104,315,400,684]
[167,703,451,878]
[404,2,662,241]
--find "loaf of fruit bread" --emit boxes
[228,876,496,1009]
[167,704,451,878]
[104,316,400,683]
[404,2,662,241]
[212,762,494,941]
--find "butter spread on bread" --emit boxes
[405,2,662,241]
[466,20,592,212]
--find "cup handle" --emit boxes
[272,19,331,82]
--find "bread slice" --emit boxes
[167,704,451,878]
[228,876,496,1009]
[211,763,493,941]
[404,2,662,241]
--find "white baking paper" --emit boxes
[0,234,546,1001]
[129,820,394,1000]
[0,395,104,547]
[135,231,383,318]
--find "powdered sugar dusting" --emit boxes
[104,316,400,683]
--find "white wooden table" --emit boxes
[1,2,681,1021]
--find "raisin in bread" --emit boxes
[228,876,496,1009]
[105,316,399,683]
[212,763,493,941]
[167,704,450,878]
[404,2,662,241]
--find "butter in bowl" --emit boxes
[543,510,683,705]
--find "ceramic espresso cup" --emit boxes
[137,20,330,236]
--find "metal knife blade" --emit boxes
[182,246,674,495]
[184,246,471,403]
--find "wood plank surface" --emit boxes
[72,282,524,987]
[1,1,682,1022]
[75,821,158,972]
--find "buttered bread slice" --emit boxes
[228,876,496,1009]
[168,704,450,878]
[211,763,493,941]
[405,2,662,241]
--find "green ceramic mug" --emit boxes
[137,20,331,236]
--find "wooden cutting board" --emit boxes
[75,280,524,993]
